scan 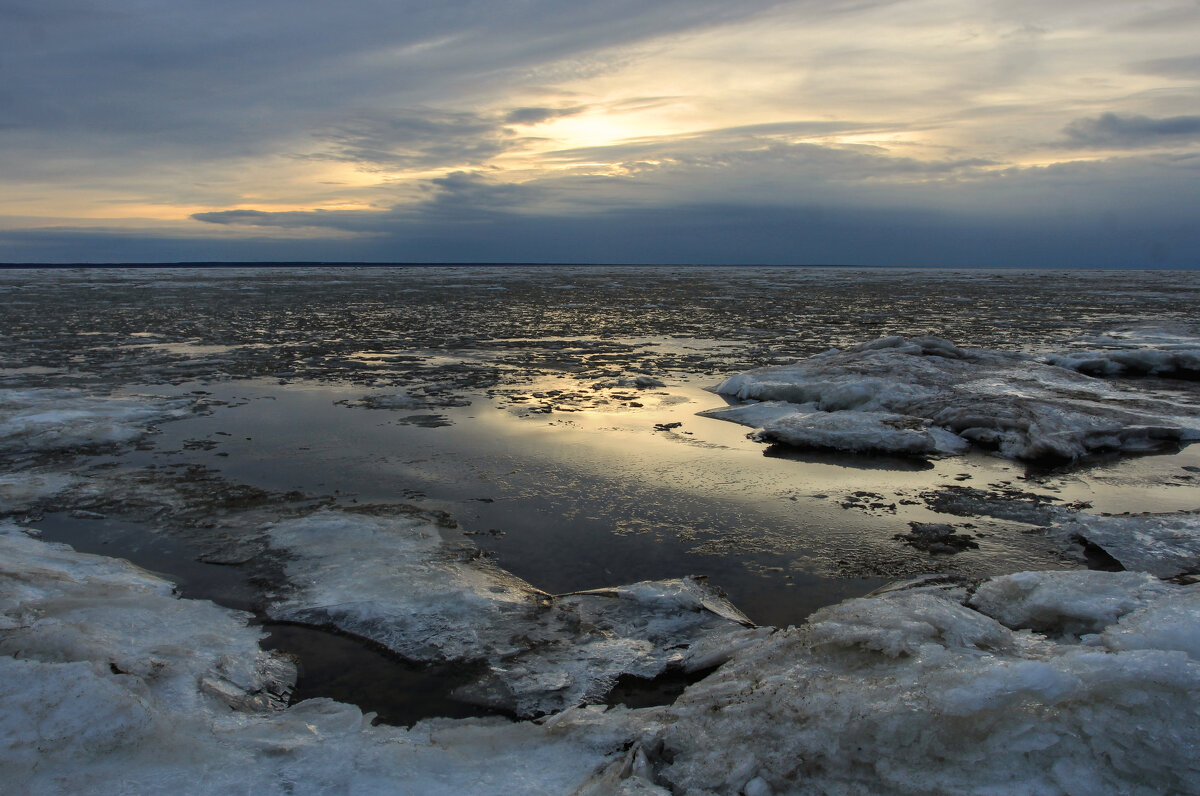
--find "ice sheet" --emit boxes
[1054,511,1200,578]
[0,527,629,795]
[0,388,191,454]
[1049,328,1200,378]
[709,336,1200,461]
[0,524,293,713]
[636,572,1200,795]
[266,511,759,717]
[8,524,1200,794]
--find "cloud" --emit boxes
[1130,55,1200,78]
[302,105,588,171]
[191,208,393,233]
[19,191,1199,268]
[305,111,515,170]
[191,210,277,226]
[181,149,1200,266]
[1063,113,1200,148]
[190,171,531,230]
[503,106,585,125]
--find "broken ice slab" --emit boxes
[1054,511,1200,578]
[0,523,294,715]
[265,510,763,717]
[639,569,1200,796]
[0,527,630,795]
[705,335,1200,462]
[1047,328,1200,378]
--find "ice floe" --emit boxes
[0,526,630,795]
[1048,328,1200,379]
[919,483,1200,577]
[1054,511,1200,578]
[705,335,1200,461]
[8,522,1200,794]
[266,511,761,718]
[1048,348,1200,379]
[0,388,191,454]
[0,524,293,715]
[631,572,1200,795]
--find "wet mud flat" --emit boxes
[4,266,1200,793]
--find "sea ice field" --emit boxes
[3,265,1200,794]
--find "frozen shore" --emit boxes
[5,523,1200,794]
[3,269,1200,793]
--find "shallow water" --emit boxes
[5,264,1200,719]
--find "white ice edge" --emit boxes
[265,511,758,718]
[704,335,1200,461]
[7,516,1200,794]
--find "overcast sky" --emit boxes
[2,0,1199,266]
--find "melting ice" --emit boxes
[705,336,1200,461]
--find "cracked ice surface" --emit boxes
[628,573,1200,795]
[0,524,294,715]
[0,527,629,795]
[266,511,761,718]
[1054,511,1200,578]
[0,388,191,454]
[8,524,1200,794]
[707,336,1200,461]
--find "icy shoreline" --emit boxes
[6,523,1200,794]
[3,270,1200,792]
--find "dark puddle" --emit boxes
[763,443,935,472]
[31,513,261,612]
[258,622,504,726]
[603,665,721,710]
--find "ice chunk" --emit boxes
[620,376,666,389]
[1054,511,1200,578]
[267,511,755,717]
[1048,348,1200,379]
[969,569,1174,637]
[0,524,293,713]
[758,409,946,456]
[0,388,191,453]
[708,336,1200,461]
[699,399,803,429]
[1102,590,1200,659]
[642,572,1200,795]
[0,529,631,795]
[1048,329,1200,379]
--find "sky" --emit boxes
[2,0,1199,267]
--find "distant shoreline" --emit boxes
[0,262,1193,271]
